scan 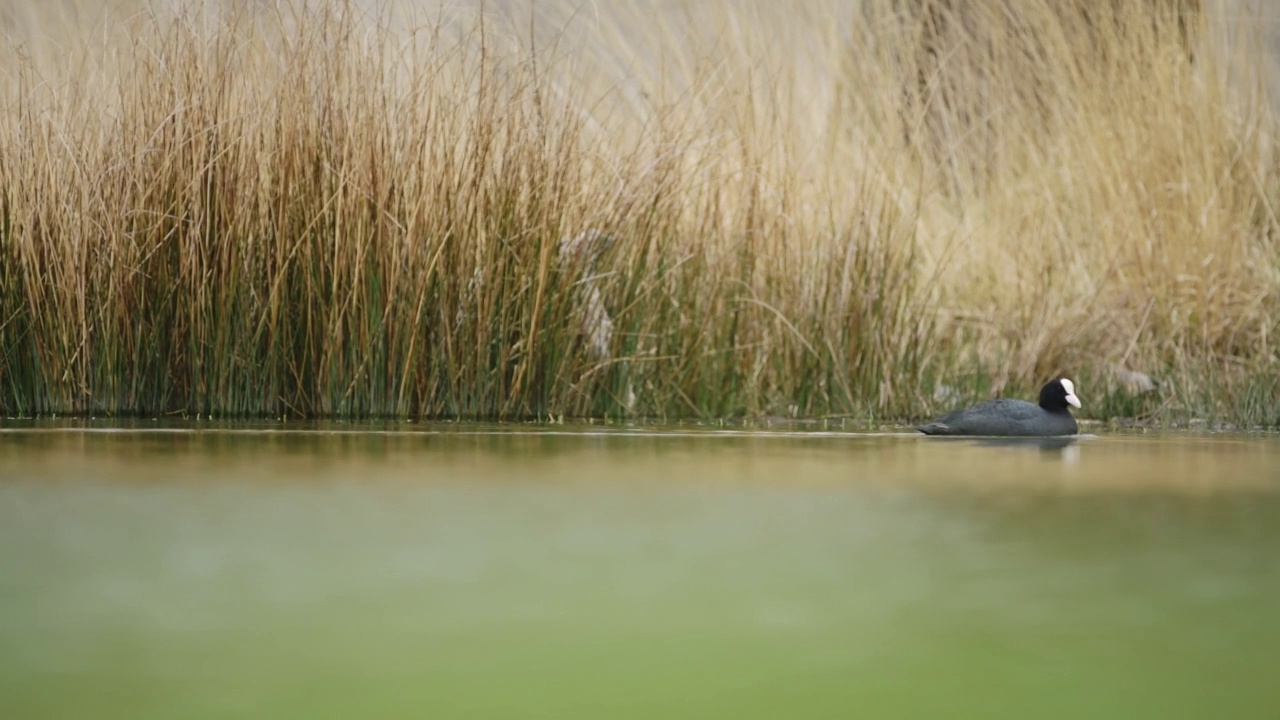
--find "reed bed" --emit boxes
[0,0,1277,424]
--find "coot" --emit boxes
[917,379,1081,436]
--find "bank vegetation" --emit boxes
[0,0,1277,425]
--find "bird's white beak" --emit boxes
[1061,378,1081,409]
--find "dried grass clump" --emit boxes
[0,0,1276,424]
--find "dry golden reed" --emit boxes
[0,0,1277,424]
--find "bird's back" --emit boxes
[917,398,1075,436]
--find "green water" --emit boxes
[1,424,1279,719]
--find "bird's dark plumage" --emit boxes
[917,379,1081,437]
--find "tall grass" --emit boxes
[0,0,1277,424]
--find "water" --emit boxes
[2,423,1279,719]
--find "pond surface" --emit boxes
[2,423,1279,719]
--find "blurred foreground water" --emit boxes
[1,423,1278,719]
